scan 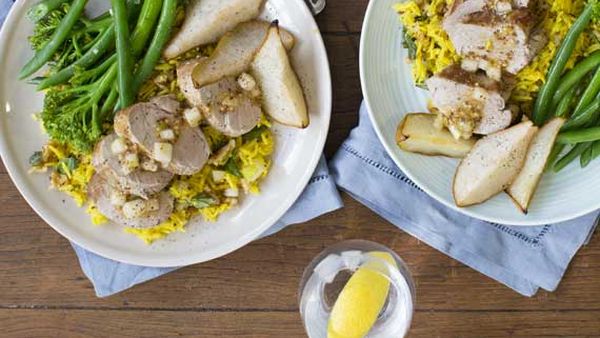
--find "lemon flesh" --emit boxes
[327,251,397,338]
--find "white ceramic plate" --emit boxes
[360,0,600,226]
[0,0,331,266]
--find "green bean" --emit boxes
[554,143,592,172]
[20,0,88,79]
[132,0,177,93]
[92,0,142,24]
[580,119,600,167]
[573,65,600,115]
[94,54,118,75]
[101,85,119,119]
[91,63,118,135]
[93,63,118,102]
[27,0,70,22]
[69,54,117,86]
[555,85,578,118]
[584,140,600,166]
[580,146,592,167]
[131,0,163,56]
[557,126,600,144]
[87,0,140,23]
[37,1,156,90]
[90,11,111,23]
[562,97,600,130]
[546,143,566,171]
[111,0,135,108]
[551,51,600,106]
[37,24,115,90]
[126,0,143,23]
[533,4,595,125]
[82,15,113,33]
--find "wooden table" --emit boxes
[2,1,600,336]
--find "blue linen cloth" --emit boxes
[0,1,10,24]
[0,2,342,297]
[330,103,599,296]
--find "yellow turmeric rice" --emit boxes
[33,48,275,244]
[394,0,600,112]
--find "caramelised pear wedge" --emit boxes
[251,23,309,128]
[396,113,476,158]
[507,118,565,213]
[163,0,264,59]
[453,121,538,207]
[192,20,295,88]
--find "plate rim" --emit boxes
[0,0,332,266]
[359,0,599,226]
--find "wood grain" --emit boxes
[2,193,600,312]
[1,0,600,336]
[2,309,599,338]
[0,309,305,338]
[316,0,369,33]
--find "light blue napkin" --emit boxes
[330,103,599,296]
[0,1,11,24]
[0,2,343,297]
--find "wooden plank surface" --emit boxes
[1,0,600,337]
[2,309,600,338]
[2,192,600,312]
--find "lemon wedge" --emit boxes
[327,251,397,338]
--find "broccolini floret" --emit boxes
[41,62,117,152]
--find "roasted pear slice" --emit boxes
[250,23,309,128]
[453,121,538,207]
[396,113,476,158]
[191,20,295,88]
[163,0,264,59]
[507,117,565,213]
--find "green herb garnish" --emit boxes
[189,193,218,209]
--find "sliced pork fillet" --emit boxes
[168,123,212,175]
[443,0,540,76]
[178,58,264,106]
[195,76,239,105]
[114,102,211,176]
[150,95,181,114]
[114,102,177,148]
[92,133,174,199]
[87,171,174,229]
[177,66,262,137]
[426,65,513,139]
[197,77,262,137]
[202,95,263,137]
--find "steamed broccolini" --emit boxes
[27,0,70,23]
[25,0,176,153]
[28,3,69,51]
[28,2,113,74]
[41,63,117,152]
[26,1,116,152]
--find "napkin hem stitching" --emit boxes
[309,174,329,184]
[341,144,421,191]
[489,223,551,247]
[340,143,549,247]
